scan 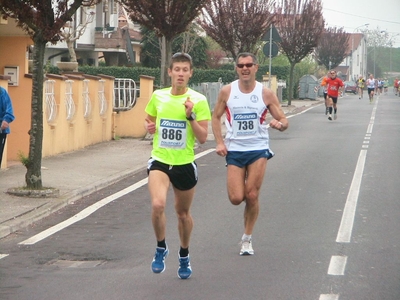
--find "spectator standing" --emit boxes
[0,86,15,168]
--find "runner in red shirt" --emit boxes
[394,78,399,96]
[325,70,344,121]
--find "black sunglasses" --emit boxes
[172,52,192,61]
[236,63,255,68]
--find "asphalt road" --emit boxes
[1,93,400,300]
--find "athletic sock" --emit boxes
[242,233,252,242]
[179,247,189,257]
[157,239,167,249]
[329,107,333,114]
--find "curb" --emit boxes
[0,166,148,239]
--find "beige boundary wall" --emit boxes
[0,31,154,169]
[112,75,154,139]
[1,72,154,169]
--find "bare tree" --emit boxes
[275,0,324,105]
[59,6,95,63]
[120,0,210,87]
[0,0,100,189]
[314,27,349,70]
[198,0,276,62]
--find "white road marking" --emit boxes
[336,150,367,243]
[287,105,317,118]
[335,96,378,245]
[18,149,215,246]
[195,148,215,159]
[328,255,348,275]
[0,254,9,260]
[367,123,373,134]
[320,294,339,300]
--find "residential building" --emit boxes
[338,33,368,81]
[45,0,142,67]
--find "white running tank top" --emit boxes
[366,78,375,88]
[224,80,270,151]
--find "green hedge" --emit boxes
[48,64,290,99]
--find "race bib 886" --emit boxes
[158,118,187,149]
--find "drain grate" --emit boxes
[51,260,105,268]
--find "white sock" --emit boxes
[242,234,252,242]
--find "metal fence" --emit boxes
[190,82,223,111]
[114,78,138,111]
[111,80,222,112]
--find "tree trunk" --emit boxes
[25,35,46,189]
[159,36,166,88]
[288,62,296,106]
[67,39,77,62]
[159,36,173,88]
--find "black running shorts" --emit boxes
[147,158,198,191]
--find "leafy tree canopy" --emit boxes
[120,0,209,39]
[140,26,208,69]
[314,27,349,70]
[274,0,324,104]
[198,0,276,61]
[0,0,99,43]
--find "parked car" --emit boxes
[344,81,357,94]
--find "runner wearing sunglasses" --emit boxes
[212,52,288,256]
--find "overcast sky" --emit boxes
[320,0,400,47]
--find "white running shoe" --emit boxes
[240,240,254,255]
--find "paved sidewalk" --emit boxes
[0,99,322,239]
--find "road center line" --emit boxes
[320,294,339,300]
[336,149,367,243]
[335,101,378,244]
[0,254,9,260]
[328,255,348,275]
[18,149,215,246]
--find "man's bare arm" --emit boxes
[263,88,288,132]
[212,85,230,156]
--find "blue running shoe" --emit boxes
[177,255,192,279]
[151,246,169,273]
